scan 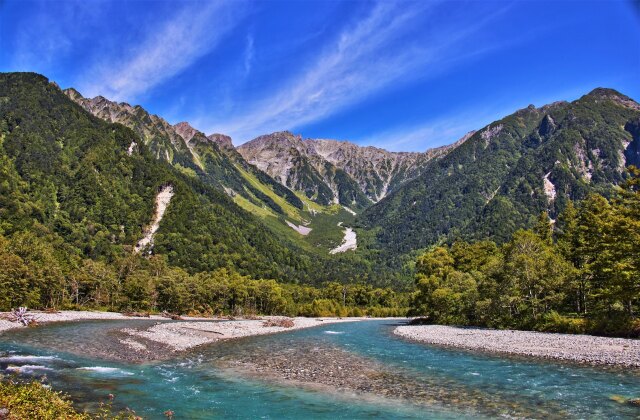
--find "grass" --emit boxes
[235,164,302,220]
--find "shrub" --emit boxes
[262,318,295,328]
[536,311,586,334]
[587,315,640,338]
[0,378,88,419]
[408,317,431,325]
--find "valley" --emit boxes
[0,72,639,419]
[2,1,639,418]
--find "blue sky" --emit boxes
[1,0,639,151]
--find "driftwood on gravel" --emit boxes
[2,307,38,326]
[161,311,184,320]
[42,308,60,314]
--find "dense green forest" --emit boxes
[409,167,640,336]
[0,233,407,316]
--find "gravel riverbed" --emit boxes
[121,317,360,351]
[216,343,570,418]
[395,325,640,367]
[0,310,212,334]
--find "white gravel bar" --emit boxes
[395,325,640,367]
[122,317,360,351]
[0,310,212,334]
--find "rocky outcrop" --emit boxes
[173,121,200,145]
[207,133,234,150]
[238,131,370,208]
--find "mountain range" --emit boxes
[237,131,462,209]
[2,72,639,287]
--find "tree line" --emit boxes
[0,230,408,317]
[410,167,640,336]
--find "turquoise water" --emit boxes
[0,320,639,419]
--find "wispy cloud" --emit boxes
[8,0,104,74]
[209,1,507,142]
[79,1,245,101]
[243,34,255,75]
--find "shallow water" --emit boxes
[0,320,639,419]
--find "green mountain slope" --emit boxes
[63,90,354,253]
[63,89,304,216]
[360,88,640,256]
[0,72,316,281]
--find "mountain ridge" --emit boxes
[360,87,640,258]
[237,130,466,207]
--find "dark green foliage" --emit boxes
[0,238,409,316]
[0,72,314,283]
[409,167,640,336]
[0,377,140,419]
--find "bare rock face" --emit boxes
[237,131,354,207]
[304,139,459,202]
[207,133,234,150]
[237,131,305,184]
[173,121,201,145]
[238,131,466,206]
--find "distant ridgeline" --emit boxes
[0,72,638,315]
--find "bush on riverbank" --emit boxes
[536,312,587,334]
[0,379,87,419]
[0,378,143,419]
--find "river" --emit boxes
[0,320,638,419]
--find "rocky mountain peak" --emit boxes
[246,131,303,148]
[173,121,202,144]
[238,130,463,205]
[63,87,83,101]
[207,133,234,150]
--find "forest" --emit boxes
[0,230,407,317]
[409,167,640,336]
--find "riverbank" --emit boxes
[120,317,361,352]
[395,325,640,367]
[0,311,367,358]
[0,310,213,335]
